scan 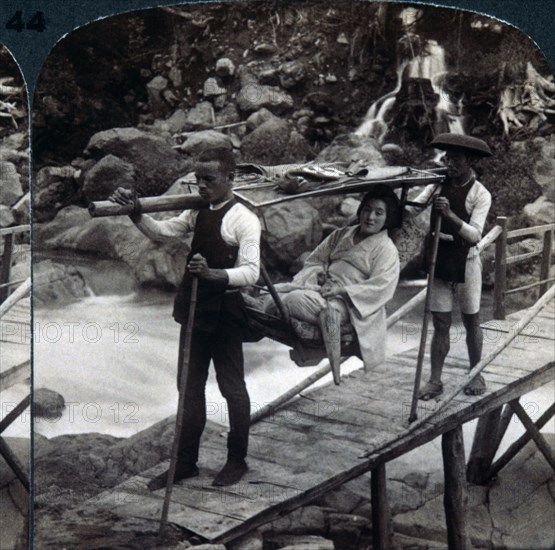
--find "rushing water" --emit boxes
[33,288,364,438]
[355,15,465,141]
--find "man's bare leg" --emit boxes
[418,311,451,400]
[462,312,486,395]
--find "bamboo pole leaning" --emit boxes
[408,215,442,423]
[159,277,198,538]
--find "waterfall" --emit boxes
[356,34,466,141]
[354,61,408,140]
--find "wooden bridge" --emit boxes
[0,225,31,492]
[0,225,31,550]
[88,219,555,548]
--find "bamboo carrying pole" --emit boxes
[408,215,442,423]
[159,277,198,538]
[89,194,208,217]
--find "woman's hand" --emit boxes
[320,281,344,299]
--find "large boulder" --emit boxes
[278,60,306,89]
[523,196,555,225]
[177,130,232,157]
[0,205,15,227]
[236,84,294,114]
[316,133,385,167]
[215,57,236,78]
[246,108,279,130]
[0,161,24,206]
[532,136,555,202]
[162,109,188,134]
[34,203,191,289]
[241,118,312,165]
[33,166,81,223]
[34,388,65,419]
[33,259,91,305]
[84,128,191,197]
[215,104,241,127]
[184,101,214,131]
[146,75,170,118]
[82,155,136,202]
[261,200,323,270]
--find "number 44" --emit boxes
[6,11,46,32]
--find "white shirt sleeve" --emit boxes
[222,204,261,287]
[133,203,260,287]
[133,210,197,241]
[459,181,492,244]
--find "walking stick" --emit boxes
[159,276,198,537]
[408,215,442,423]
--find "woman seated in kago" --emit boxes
[267,185,401,374]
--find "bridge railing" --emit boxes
[0,224,30,303]
[491,217,555,320]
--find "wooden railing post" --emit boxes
[442,426,469,549]
[0,233,14,303]
[540,228,553,296]
[371,462,391,550]
[493,216,508,320]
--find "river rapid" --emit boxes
[34,288,362,438]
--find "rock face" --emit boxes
[82,154,136,201]
[84,128,192,197]
[34,204,191,292]
[241,118,312,165]
[393,435,555,549]
[0,161,24,206]
[316,134,385,167]
[237,84,294,114]
[184,101,214,131]
[524,195,555,226]
[33,259,91,306]
[33,165,81,223]
[532,137,555,202]
[261,200,323,270]
[34,388,66,419]
[177,130,232,156]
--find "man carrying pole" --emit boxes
[111,147,261,488]
[412,133,492,400]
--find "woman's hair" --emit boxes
[356,184,401,230]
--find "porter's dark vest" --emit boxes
[427,179,475,283]
[173,200,239,330]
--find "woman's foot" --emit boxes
[417,380,443,401]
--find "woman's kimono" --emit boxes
[286,225,400,369]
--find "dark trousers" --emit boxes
[176,316,250,466]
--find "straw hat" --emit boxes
[430,133,492,157]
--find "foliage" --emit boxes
[475,136,542,226]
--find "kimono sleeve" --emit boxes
[344,240,400,320]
